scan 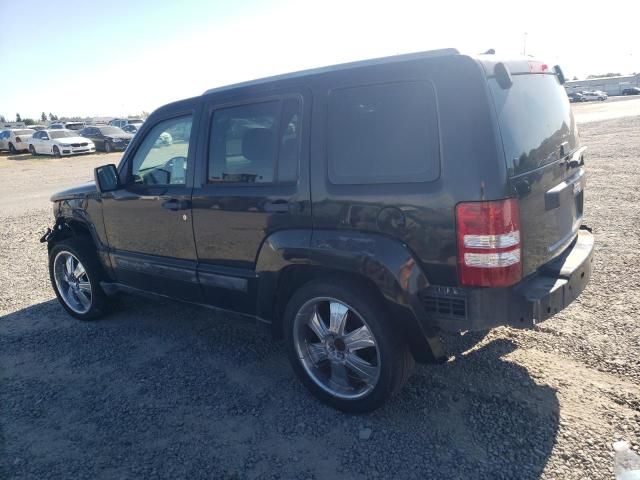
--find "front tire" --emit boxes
[53,146,61,158]
[29,145,37,156]
[49,238,110,320]
[284,278,413,413]
[104,141,111,153]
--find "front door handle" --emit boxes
[162,199,190,211]
[264,200,289,213]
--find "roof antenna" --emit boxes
[483,48,496,55]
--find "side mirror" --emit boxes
[94,164,121,193]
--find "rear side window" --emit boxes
[208,97,302,184]
[328,82,440,185]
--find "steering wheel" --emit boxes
[142,156,187,185]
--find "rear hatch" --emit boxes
[486,60,586,276]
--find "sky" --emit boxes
[1,0,638,120]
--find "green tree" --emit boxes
[16,113,22,122]
[41,112,47,122]
[0,115,6,123]
[23,118,35,126]
[48,112,58,121]
[586,72,621,79]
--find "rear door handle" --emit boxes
[162,199,190,211]
[264,200,289,213]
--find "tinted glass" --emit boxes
[328,82,440,184]
[489,73,577,176]
[100,126,125,135]
[208,98,302,184]
[209,101,279,183]
[130,116,192,185]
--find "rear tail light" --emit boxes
[456,199,522,287]
[15,137,21,143]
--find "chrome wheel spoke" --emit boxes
[65,255,75,277]
[307,307,329,340]
[77,281,91,292]
[330,361,350,387]
[345,354,378,383]
[73,262,86,280]
[344,325,375,351]
[307,342,328,365]
[75,289,91,309]
[328,301,348,335]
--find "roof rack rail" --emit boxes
[203,48,459,95]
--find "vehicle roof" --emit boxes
[202,48,460,95]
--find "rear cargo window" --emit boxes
[489,74,577,176]
[328,82,439,185]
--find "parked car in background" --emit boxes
[109,118,144,129]
[29,129,95,157]
[581,91,607,101]
[79,126,133,153]
[122,124,140,134]
[568,92,586,103]
[30,125,47,131]
[622,87,640,96]
[0,129,36,153]
[42,49,594,412]
[50,122,86,131]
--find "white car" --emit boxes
[29,129,96,157]
[0,128,36,153]
[581,91,607,101]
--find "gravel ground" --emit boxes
[1,116,639,479]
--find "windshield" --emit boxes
[129,120,143,124]
[49,130,76,139]
[489,73,577,176]
[100,126,125,135]
[15,129,35,135]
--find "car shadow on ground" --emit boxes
[1,297,559,479]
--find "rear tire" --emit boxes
[8,143,16,154]
[53,146,61,158]
[284,277,413,413]
[48,237,111,320]
[104,141,111,153]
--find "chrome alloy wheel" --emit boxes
[293,297,381,400]
[53,251,92,314]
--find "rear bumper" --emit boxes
[423,229,594,332]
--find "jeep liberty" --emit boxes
[42,49,594,412]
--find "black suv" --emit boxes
[42,49,594,412]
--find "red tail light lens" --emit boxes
[456,199,522,287]
[528,61,549,73]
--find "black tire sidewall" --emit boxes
[283,278,410,413]
[53,146,60,157]
[104,142,111,153]
[9,143,15,154]
[48,238,108,320]
[29,145,36,155]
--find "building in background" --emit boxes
[565,74,640,96]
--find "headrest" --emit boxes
[242,128,275,162]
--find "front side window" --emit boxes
[130,115,192,186]
[208,97,302,184]
[328,82,440,185]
